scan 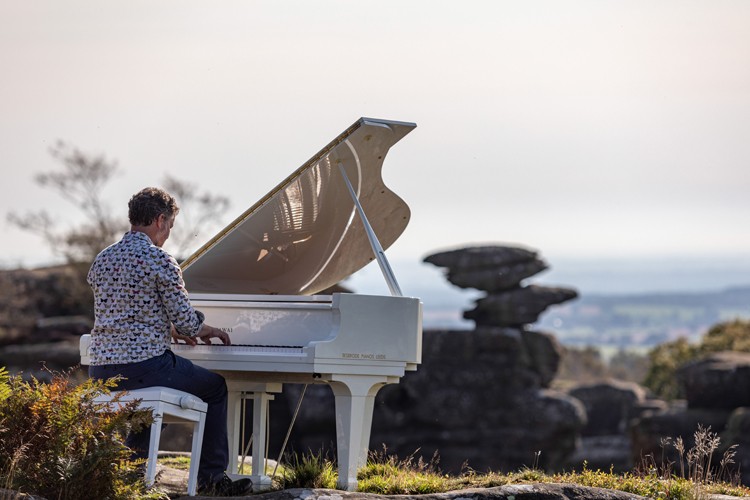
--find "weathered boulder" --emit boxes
[423,246,540,271]
[424,246,548,293]
[678,351,750,409]
[423,245,578,328]
[269,329,585,474]
[569,380,648,436]
[630,406,732,466]
[465,286,578,327]
[720,407,750,485]
[446,259,549,292]
[566,380,667,473]
[174,484,650,500]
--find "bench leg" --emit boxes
[145,412,164,487]
[187,416,206,496]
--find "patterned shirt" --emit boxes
[87,231,204,365]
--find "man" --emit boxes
[88,187,252,496]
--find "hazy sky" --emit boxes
[2,1,749,290]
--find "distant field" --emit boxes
[537,286,750,349]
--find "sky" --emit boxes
[2,1,750,311]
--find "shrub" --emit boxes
[358,447,448,494]
[643,337,698,400]
[643,319,750,400]
[276,449,337,489]
[0,369,165,499]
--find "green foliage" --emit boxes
[276,450,338,490]
[272,442,750,499]
[0,367,9,403]
[644,319,750,400]
[0,369,166,499]
[358,448,447,494]
[643,337,698,400]
[700,319,750,353]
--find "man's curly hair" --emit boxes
[128,187,180,226]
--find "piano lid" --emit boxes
[181,117,416,295]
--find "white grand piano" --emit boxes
[81,117,422,491]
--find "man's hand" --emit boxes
[171,325,197,346]
[171,324,231,346]
[196,323,231,345]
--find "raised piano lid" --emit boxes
[181,117,416,295]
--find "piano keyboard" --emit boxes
[170,343,305,354]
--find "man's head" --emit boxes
[128,187,179,247]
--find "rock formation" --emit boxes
[423,246,578,327]
[250,244,585,475]
[630,351,750,484]
[394,245,584,471]
[565,380,667,472]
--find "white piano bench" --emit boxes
[95,386,208,496]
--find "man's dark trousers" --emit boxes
[90,350,229,486]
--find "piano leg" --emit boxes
[251,392,275,490]
[329,374,397,491]
[224,381,281,491]
[226,390,243,475]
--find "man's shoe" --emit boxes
[197,473,253,497]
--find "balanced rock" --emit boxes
[465,285,578,327]
[424,245,540,270]
[424,245,548,292]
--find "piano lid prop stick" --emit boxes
[337,163,403,297]
[271,384,309,480]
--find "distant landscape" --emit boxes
[537,286,750,350]
[348,254,750,351]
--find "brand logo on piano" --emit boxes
[342,352,386,360]
[219,327,233,333]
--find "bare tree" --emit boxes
[7,141,126,264]
[162,174,231,260]
[8,142,232,265]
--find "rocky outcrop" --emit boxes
[565,380,666,472]
[424,245,577,328]
[255,245,584,475]
[569,381,650,437]
[228,484,648,500]
[370,329,586,473]
[678,352,750,409]
[393,245,584,471]
[631,351,750,484]
[465,286,578,327]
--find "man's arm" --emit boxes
[171,324,231,346]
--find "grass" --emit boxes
[196,429,748,499]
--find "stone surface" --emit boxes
[268,329,585,475]
[464,286,579,327]
[677,351,750,409]
[171,484,649,500]
[423,246,540,271]
[629,406,732,467]
[446,259,549,292]
[568,380,647,437]
[566,435,633,473]
[718,407,750,486]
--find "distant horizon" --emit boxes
[347,252,750,330]
[3,249,749,332]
